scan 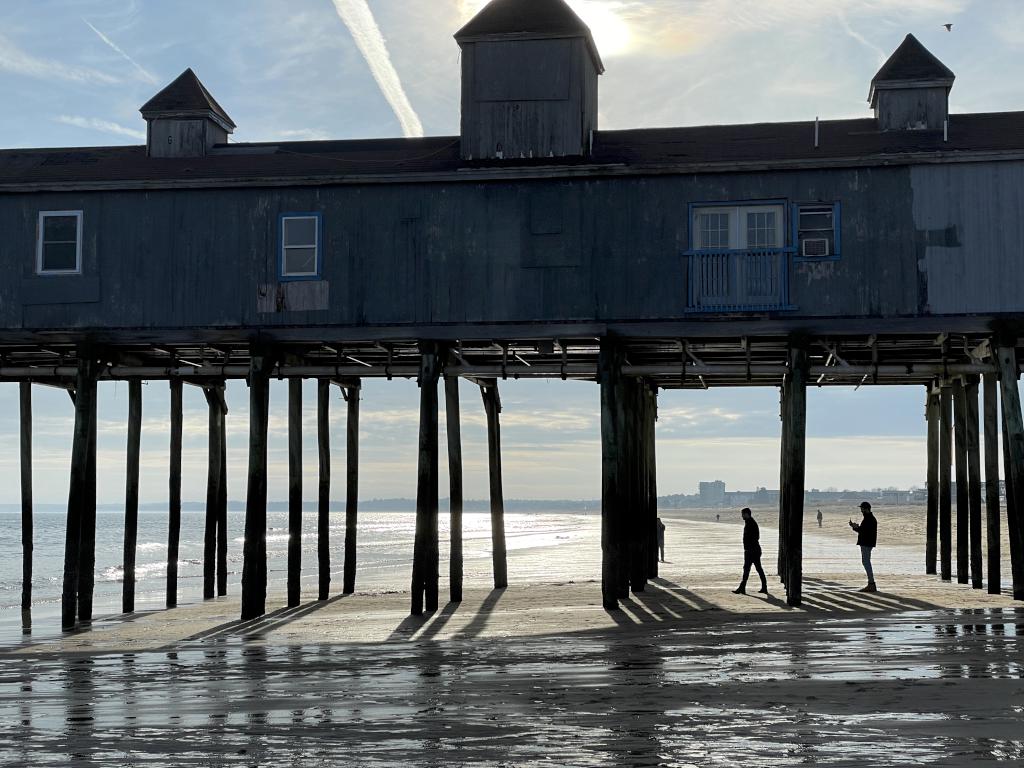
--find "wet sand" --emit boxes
[1,517,1022,766]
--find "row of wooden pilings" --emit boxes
[24,343,510,631]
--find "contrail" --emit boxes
[84,19,159,85]
[57,115,147,140]
[329,0,424,138]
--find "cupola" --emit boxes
[140,69,236,158]
[869,34,955,132]
[455,0,604,161]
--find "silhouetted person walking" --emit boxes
[733,508,767,595]
[656,518,666,562]
[816,509,823,527]
[849,501,878,592]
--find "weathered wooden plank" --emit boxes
[166,379,183,608]
[952,379,969,584]
[287,378,302,608]
[343,381,361,595]
[995,345,1024,600]
[598,340,625,610]
[965,377,984,589]
[983,372,1001,595]
[123,380,142,613]
[444,375,464,603]
[480,379,509,591]
[19,382,32,617]
[925,386,940,575]
[782,347,808,607]
[203,384,225,600]
[241,351,273,620]
[317,379,331,601]
[411,345,440,615]
[939,384,953,581]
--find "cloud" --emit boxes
[83,19,159,85]
[329,0,424,138]
[56,115,146,140]
[0,32,119,85]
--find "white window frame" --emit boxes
[280,214,321,280]
[36,210,83,275]
[693,204,785,251]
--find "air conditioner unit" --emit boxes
[801,238,830,257]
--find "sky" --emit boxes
[0,0,1021,506]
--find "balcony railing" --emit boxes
[685,249,795,313]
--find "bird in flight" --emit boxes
[944,23,953,31]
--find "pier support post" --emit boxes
[996,345,1024,600]
[342,379,361,595]
[939,383,953,581]
[412,345,440,615]
[20,382,32,621]
[167,379,183,608]
[445,375,464,603]
[644,383,659,581]
[983,372,1001,595]
[217,392,228,597]
[965,377,984,589]
[777,385,790,584]
[203,384,226,601]
[317,380,331,601]
[627,379,647,594]
[241,350,273,621]
[925,386,940,575]
[123,380,142,613]
[62,356,98,630]
[480,379,508,590]
[952,379,970,584]
[781,346,808,607]
[287,379,303,608]
[599,340,626,610]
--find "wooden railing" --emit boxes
[685,249,794,312]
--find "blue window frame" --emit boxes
[792,202,842,262]
[686,200,791,254]
[279,213,323,281]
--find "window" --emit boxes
[796,203,840,259]
[37,211,82,274]
[280,214,321,279]
[692,204,784,251]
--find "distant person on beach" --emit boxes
[716,513,720,522]
[849,501,878,592]
[733,508,768,595]
[817,509,823,527]
[656,518,666,562]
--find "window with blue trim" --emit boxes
[691,204,785,251]
[795,203,841,260]
[281,214,321,279]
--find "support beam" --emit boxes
[480,379,509,591]
[644,384,659,581]
[445,375,464,603]
[78,378,99,623]
[1002,411,1020,597]
[627,379,646,594]
[781,347,808,607]
[287,379,302,608]
[777,385,790,584]
[203,384,226,601]
[241,351,273,621]
[343,381,361,595]
[925,387,940,575]
[952,379,970,584]
[965,377,984,589]
[939,384,953,581]
[996,345,1024,600]
[166,379,183,609]
[983,372,1001,595]
[122,380,142,613]
[598,340,626,610]
[411,346,440,615]
[20,382,32,620]
[217,393,228,597]
[317,380,331,601]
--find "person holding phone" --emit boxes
[849,501,878,592]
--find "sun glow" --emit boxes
[459,0,633,57]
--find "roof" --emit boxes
[140,68,236,130]
[2,113,1024,191]
[870,34,955,105]
[455,0,604,73]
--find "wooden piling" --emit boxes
[166,379,183,609]
[123,380,142,613]
[598,340,625,610]
[925,387,940,575]
[952,379,970,584]
[628,380,647,594]
[241,351,272,621]
[1002,411,1020,597]
[777,385,790,584]
[217,395,228,598]
[939,384,953,581]
[444,375,464,603]
[782,347,808,607]
[287,379,302,608]
[995,344,1024,600]
[78,373,99,624]
[20,382,32,616]
[983,372,1001,595]
[644,384,659,581]
[965,377,984,589]
[481,379,509,591]
[203,384,226,600]
[411,346,440,615]
[343,380,361,595]
[317,380,331,601]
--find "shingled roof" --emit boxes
[870,34,955,105]
[140,68,236,130]
[455,0,604,73]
